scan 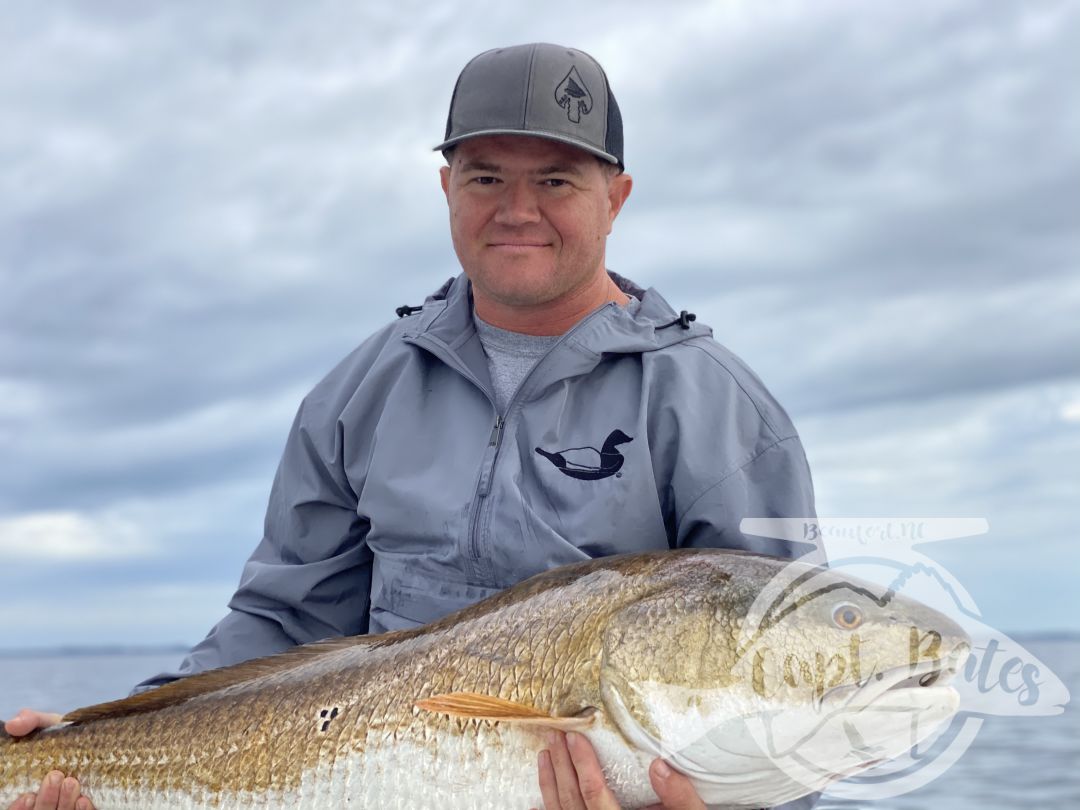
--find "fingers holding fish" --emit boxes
[3,711,62,738]
[567,732,623,809]
[645,760,706,810]
[538,730,621,810]
[539,731,587,809]
[24,772,62,810]
[0,758,95,810]
[55,776,83,810]
[5,781,93,810]
[536,747,561,810]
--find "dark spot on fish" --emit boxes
[319,707,340,732]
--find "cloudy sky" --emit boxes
[1,0,1077,652]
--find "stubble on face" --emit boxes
[439,136,632,334]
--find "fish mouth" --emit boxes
[818,642,970,712]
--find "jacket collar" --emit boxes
[401,272,711,357]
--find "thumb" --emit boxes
[649,758,706,810]
[4,709,63,737]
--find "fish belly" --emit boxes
[1,723,658,809]
[333,723,657,809]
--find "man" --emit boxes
[6,44,816,810]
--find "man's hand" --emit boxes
[535,730,706,810]
[4,710,95,810]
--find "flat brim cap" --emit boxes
[434,43,624,169]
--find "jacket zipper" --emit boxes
[489,415,504,446]
[463,304,615,564]
[409,302,616,569]
[408,333,500,576]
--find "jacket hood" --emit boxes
[399,272,712,357]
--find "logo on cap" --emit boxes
[554,66,593,124]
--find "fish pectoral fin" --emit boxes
[414,692,594,731]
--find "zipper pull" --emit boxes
[488,415,503,446]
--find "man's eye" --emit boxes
[544,178,568,187]
[473,176,498,185]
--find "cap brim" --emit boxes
[433,128,620,166]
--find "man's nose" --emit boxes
[493,180,542,226]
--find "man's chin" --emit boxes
[479,288,560,309]
[468,271,563,309]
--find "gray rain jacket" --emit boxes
[139,272,816,687]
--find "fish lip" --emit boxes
[819,644,969,713]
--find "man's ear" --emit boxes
[439,165,451,201]
[606,172,633,230]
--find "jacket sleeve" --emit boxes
[134,397,372,692]
[675,436,819,562]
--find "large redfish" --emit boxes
[0,550,969,808]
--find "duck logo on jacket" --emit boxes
[534,429,633,481]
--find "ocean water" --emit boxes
[1,640,1076,808]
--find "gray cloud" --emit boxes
[1,0,1077,650]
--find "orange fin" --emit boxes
[415,692,594,731]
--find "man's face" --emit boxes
[439,135,632,310]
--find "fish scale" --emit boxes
[0,550,969,809]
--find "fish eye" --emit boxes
[832,602,863,630]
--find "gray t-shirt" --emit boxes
[474,297,641,415]
[473,317,559,415]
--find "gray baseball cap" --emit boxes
[435,43,624,169]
